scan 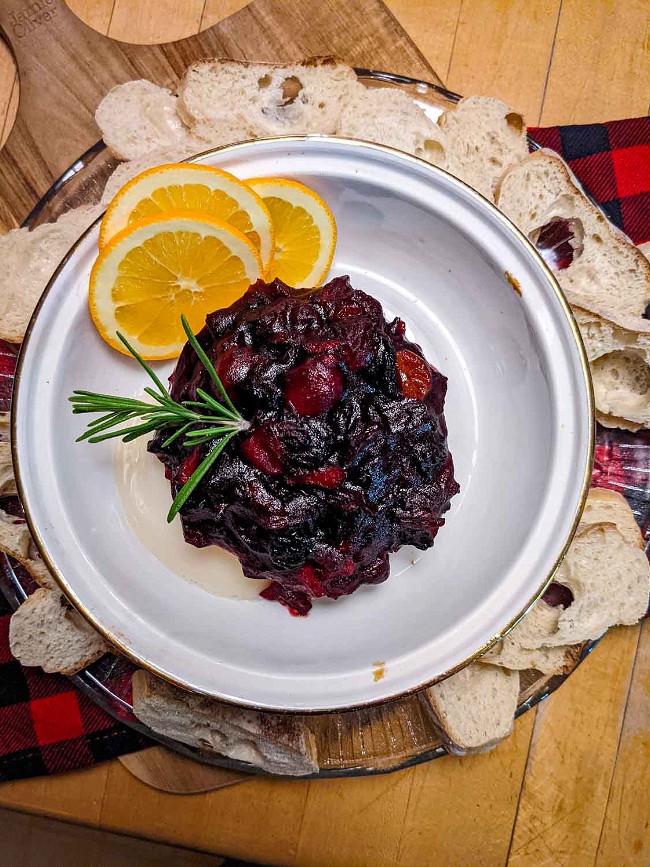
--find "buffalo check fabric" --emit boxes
[529,116,650,245]
[0,115,649,782]
[0,343,149,782]
[0,598,147,781]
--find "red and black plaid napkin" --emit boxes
[0,115,648,784]
[529,116,650,245]
[0,604,147,779]
[0,344,148,781]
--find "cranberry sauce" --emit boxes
[149,277,459,614]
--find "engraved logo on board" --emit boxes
[9,0,57,40]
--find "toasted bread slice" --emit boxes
[132,670,318,776]
[179,57,357,142]
[574,306,650,428]
[496,150,650,330]
[95,80,200,160]
[425,663,520,754]
[0,205,103,343]
[9,588,108,674]
[437,96,528,200]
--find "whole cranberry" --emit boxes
[284,355,345,416]
[216,346,256,398]
[240,426,285,475]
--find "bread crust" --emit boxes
[132,670,318,775]
[495,149,650,333]
[9,588,108,675]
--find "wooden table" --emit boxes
[0,2,649,865]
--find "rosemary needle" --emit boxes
[70,319,249,522]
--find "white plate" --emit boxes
[13,137,593,712]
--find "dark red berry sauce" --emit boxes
[542,582,574,609]
[149,276,459,615]
[531,217,584,271]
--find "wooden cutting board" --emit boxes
[0,0,442,229]
[118,747,251,794]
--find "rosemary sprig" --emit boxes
[69,315,249,523]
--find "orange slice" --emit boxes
[89,212,262,360]
[100,164,274,274]
[246,178,336,288]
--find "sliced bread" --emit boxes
[573,306,650,428]
[0,505,57,590]
[484,491,648,671]
[132,670,318,776]
[481,641,582,676]
[0,205,103,343]
[336,85,447,167]
[549,522,649,642]
[9,587,109,674]
[21,548,57,591]
[0,509,31,561]
[595,411,644,432]
[425,663,520,754]
[487,521,649,661]
[581,488,643,548]
[496,149,650,330]
[482,596,567,671]
[0,441,15,494]
[437,96,528,200]
[95,80,199,160]
[179,57,357,141]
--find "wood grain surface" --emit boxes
[0,0,439,229]
[118,747,249,794]
[0,2,648,866]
